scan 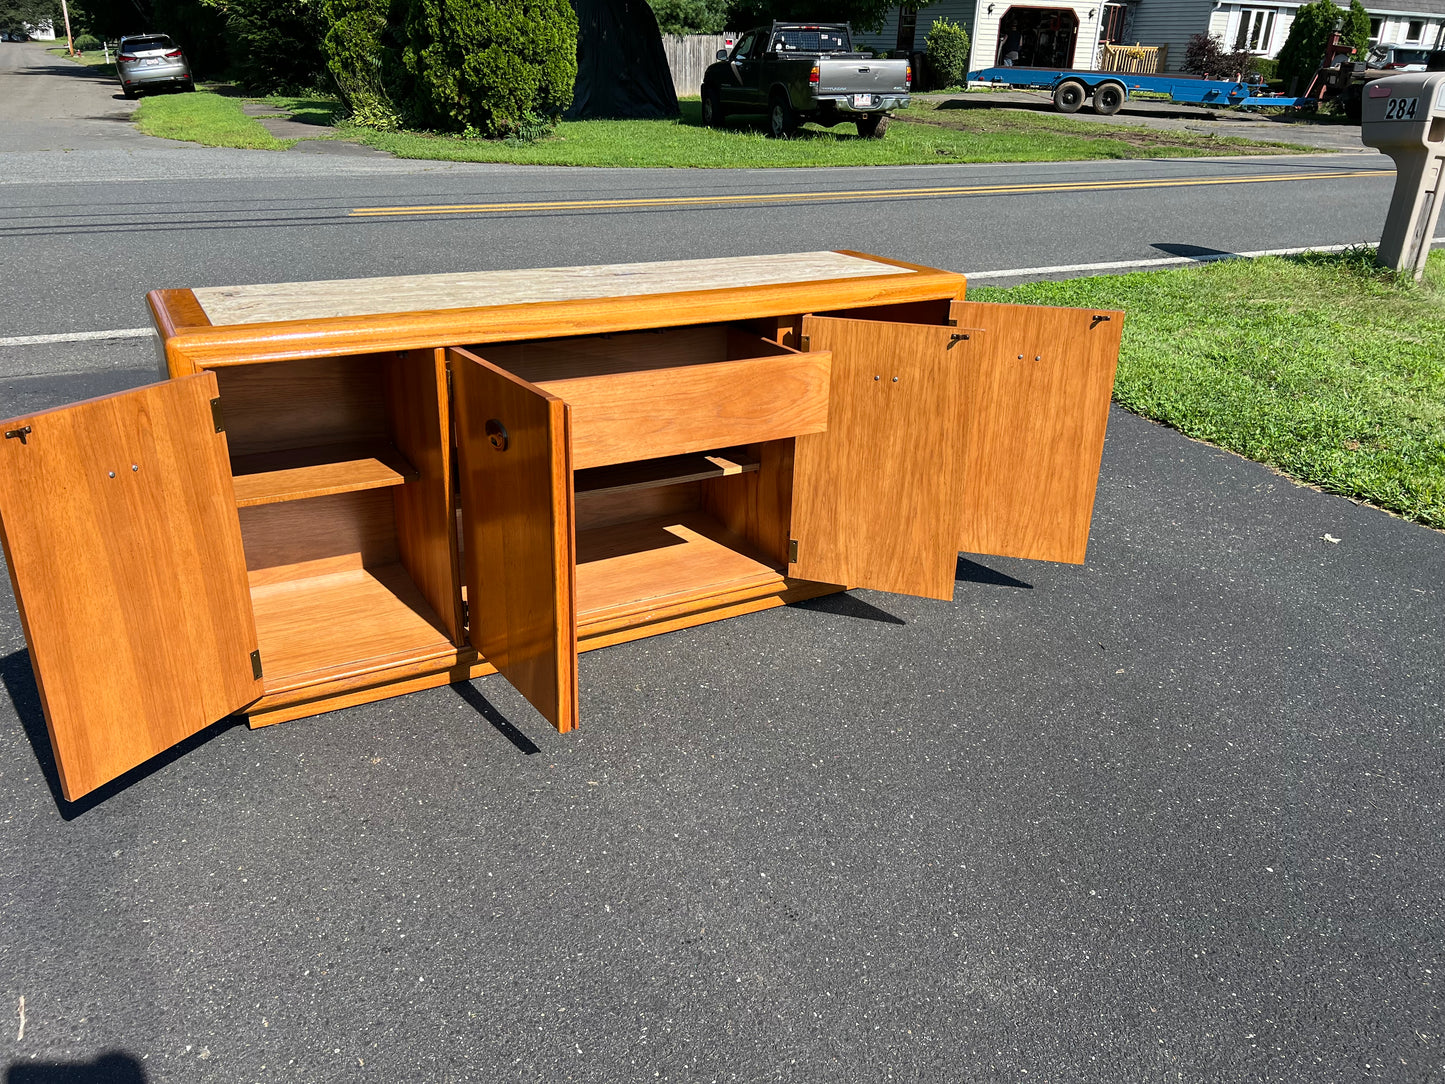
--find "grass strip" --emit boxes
[134,91,293,150]
[973,250,1445,529]
[335,99,1314,168]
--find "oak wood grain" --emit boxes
[538,353,831,470]
[238,488,398,586]
[575,512,783,626]
[451,347,578,734]
[213,355,389,458]
[250,563,456,694]
[575,449,758,495]
[229,440,418,507]
[387,348,462,644]
[0,373,261,800]
[701,439,795,567]
[950,301,1123,564]
[575,481,701,533]
[790,317,967,601]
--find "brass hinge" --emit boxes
[250,649,262,679]
[788,538,799,563]
[210,397,224,433]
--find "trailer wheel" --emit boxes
[1053,79,1087,114]
[1093,82,1125,116]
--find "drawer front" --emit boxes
[537,352,831,470]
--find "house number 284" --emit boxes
[1384,97,1419,121]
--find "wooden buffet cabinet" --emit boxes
[0,252,1122,800]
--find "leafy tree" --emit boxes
[402,0,577,137]
[1275,0,1338,90]
[212,0,328,92]
[647,0,727,34]
[1341,0,1369,60]
[0,0,61,33]
[321,0,404,126]
[724,0,933,35]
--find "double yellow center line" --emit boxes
[349,168,1390,219]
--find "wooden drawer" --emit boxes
[468,326,831,470]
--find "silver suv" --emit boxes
[117,33,193,98]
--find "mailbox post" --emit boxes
[1360,72,1445,279]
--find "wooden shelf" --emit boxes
[250,563,456,695]
[230,441,419,508]
[575,512,785,626]
[575,448,759,496]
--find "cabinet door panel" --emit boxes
[790,317,966,601]
[450,348,578,733]
[0,373,262,801]
[950,302,1122,565]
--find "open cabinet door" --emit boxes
[0,373,263,801]
[949,302,1122,565]
[790,316,967,602]
[450,348,578,733]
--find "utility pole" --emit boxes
[59,0,75,55]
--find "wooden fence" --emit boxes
[1096,42,1168,73]
[662,35,731,97]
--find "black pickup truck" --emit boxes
[701,22,911,138]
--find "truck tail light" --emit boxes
[810,64,820,85]
[907,63,913,85]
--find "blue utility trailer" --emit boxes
[965,66,1315,114]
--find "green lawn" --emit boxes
[133,91,294,150]
[974,251,1445,529]
[341,98,1314,167]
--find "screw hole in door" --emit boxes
[485,419,509,452]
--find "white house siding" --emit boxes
[859,2,1107,73]
[1123,0,1445,70]
[1125,0,1218,69]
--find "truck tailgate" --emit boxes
[817,58,908,95]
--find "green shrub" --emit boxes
[1248,56,1278,80]
[401,0,577,137]
[74,33,100,51]
[646,0,727,34]
[227,0,329,94]
[1275,0,1336,90]
[321,0,405,128]
[1342,0,1370,60]
[925,17,970,89]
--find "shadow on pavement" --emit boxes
[956,556,1033,589]
[0,648,242,818]
[7,1052,148,1083]
[1152,242,1240,259]
[791,592,907,624]
[453,682,541,755]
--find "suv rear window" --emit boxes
[123,36,174,50]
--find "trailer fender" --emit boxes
[1092,81,1126,115]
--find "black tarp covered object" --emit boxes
[567,0,680,119]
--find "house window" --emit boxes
[1368,17,1381,40]
[1406,19,1423,40]
[1233,8,1277,52]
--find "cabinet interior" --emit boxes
[214,353,458,695]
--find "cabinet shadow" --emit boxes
[790,592,906,624]
[0,649,240,818]
[452,681,541,755]
[956,556,1033,589]
[7,1050,148,1083]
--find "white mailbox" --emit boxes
[1360,72,1445,279]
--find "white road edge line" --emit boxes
[0,327,156,348]
[4,239,1442,347]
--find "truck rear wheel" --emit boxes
[856,113,889,138]
[1053,79,1087,114]
[1093,82,1124,115]
[769,91,799,139]
[702,86,725,128]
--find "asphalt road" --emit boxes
[1,41,1443,1084]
